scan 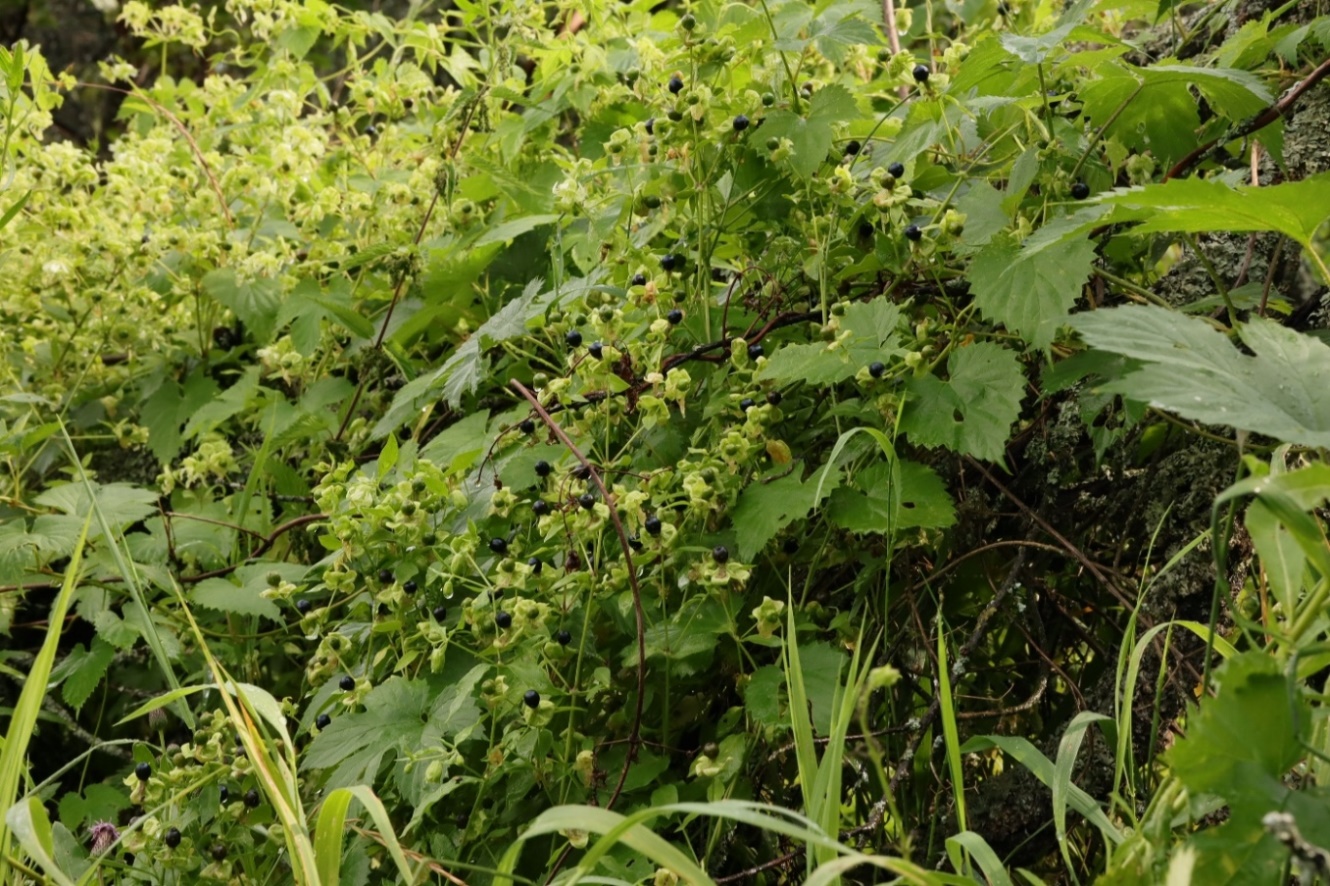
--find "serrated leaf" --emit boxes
[730,465,840,560]
[35,483,158,529]
[968,233,1096,350]
[1070,305,1330,447]
[759,300,902,384]
[900,343,1025,460]
[202,269,281,343]
[828,460,956,534]
[304,674,482,787]
[191,577,282,619]
[59,638,115,713]
[472,213,557,247]
[376,277,551,435]
[1168,652,1304,802]
[806,0,878,62]
[1101,173,1330,262]
[759,84,860,179]
[183,365,261,441]
[745,665,785,730]
[1079,63,1270,166]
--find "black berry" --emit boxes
[556,629,572,645]
[296,599,312,614]
[588,341,604,359]
[904,224,923,242]
[163,827,181,848]
[523,689,541,708]
[869,361,886,378]
[644,117,655,135]
[378,569,393,584]
[1071,181,1090,200]
[661,253,679,271]
[668,75,684,94]
[747,343,764,360]
[532,499,551,516]
[519,419,536,434]
[713,545,730,564]
[629,535,644,551]
[433,606,447,621]
[219,785,230,803]
[489,537,509,555]
[631,273,647,286]
[888,162,905,178]
[244,789,260,808]
[667,309,683,325]
[315,714,330,729]
[211,844,227,862]
[135,762,151,781]
[535,460,552,477]
[733,114,749,131]
[912,64,930,83]
[339,675,355,691]
[844,140,861,155]
[573,464,592,480]
[645,514,662,536]
[565,329,583,348]
[495,611,512,629]
[578,492,596,510]
[766,390,782,406]
[402,579,417,594]
[527,557,542,574]
[740,398,755,411]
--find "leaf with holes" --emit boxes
[900,343,1025,461]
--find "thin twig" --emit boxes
[854,550,1026,845]
[74,82,233,228]
[509,381,647,809]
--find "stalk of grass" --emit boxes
[498,800,965,886]
[936,620,967,837]
[0,511,89,886]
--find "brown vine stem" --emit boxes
[1164,54,1330,181]
[509,381,647,806]
[335,94,484,441]
[74,82,233,228]
[0,512,326,593]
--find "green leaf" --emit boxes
[304,673,482,785]
[191,577,283,619]
[759,300,902,384]
[828,460,956,534]
[758,84,861,178]
[376,277,554,435]
[1000,22,1076,64]
[58,638,115,713]
[34,482,157,530]
[202,269,281,343]
[729,465,840,560]
[472,213,558,247]
[1070,306,1330,447]
[968,233,1097,350]
[1167,652,1306,796]
[900,343,1025,461]
[806,0,878,62]
[798,642,846,735]
[745,665,785,730]
[1078,64,1269,166]
[183,366,261,440]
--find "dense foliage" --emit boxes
[3,0,1330,883]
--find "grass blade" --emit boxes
[0,511,89,886]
